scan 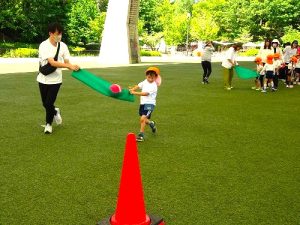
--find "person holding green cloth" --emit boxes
[221,43,242,90]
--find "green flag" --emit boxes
[72,69,135,102]
[234,66,258,79]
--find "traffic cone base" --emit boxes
[97,215,165,225]
[110,214,150,225]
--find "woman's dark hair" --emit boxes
[292,40,298,48]
[284,42,291,48]
[263,39,271,49]
[48,22,63,34]
[232,42,243,51]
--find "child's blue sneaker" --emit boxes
[136,133,144,142]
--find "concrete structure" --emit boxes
[99,0,140,64]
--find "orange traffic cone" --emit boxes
[98,133,165,225]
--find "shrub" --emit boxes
[70,46,86,52]
[239,48,259,56]
[140,50,161,57]
[0,42,39,49]
[3,48,38,58]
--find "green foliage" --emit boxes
[281,26,300,44]
[140,32,163,50]
[2,48,38,58]
[190,3,219,41]
[1,0,300,48]
[239,48,259,56]
[0,0,68,43]
[69,46,86,52]
[66,0,102,45]
[0,42,38,49]
[139,0,162,34]
[140,50,162,56]
[87,12,106,42]
[157,0,189,45]
[97,0,108,12]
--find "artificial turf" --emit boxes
[0,62,299,225]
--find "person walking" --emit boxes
[201,41,215,84]
[37,22,80,134]
[221,43,242,90]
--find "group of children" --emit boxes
[253,39,300,92]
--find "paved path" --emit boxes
[0,55,255,74]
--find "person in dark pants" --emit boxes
[37,22,80,134]
[201,41,215,84]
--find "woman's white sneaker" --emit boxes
[54,108,62,125]
[44,124,52,134]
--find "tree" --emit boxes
[0,0,68,43]
[156,0,191,45]
[139,0,162,34]
[190,1,219,41]
[66,0,101,45]
[281,26,300,44]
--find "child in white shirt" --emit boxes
[129,67,161,142]
[253,57,263,90]
[261,54,275,92]
[293,54,300,85]
[273,53,282,90]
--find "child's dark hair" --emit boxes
[48,22,63,34]
[146,70,157,77]
[263,39,271,49]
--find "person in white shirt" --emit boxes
[286,56,297,88]
[201,41,215,84]
[261,54,275,92]
[271,39,283,56]
[37,22,80,134]
[293,54,300,85]
[273,53,283,90]
[252,57,264,90]
[257,39,272,64]
[221,43,242,90]
[129,67,160,142]
[282,42,292,82]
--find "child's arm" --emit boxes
[129,90,149,96]
[128,84,139,91]
[129,85,149,96]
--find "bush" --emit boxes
[140,50,161,57]
[239,48,259,56]
[70,46,86,52]
[0,42,39,49]
[3,48,38,58]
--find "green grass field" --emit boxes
[0,62,299,225]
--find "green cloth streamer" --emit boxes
[234,66,258,79]
[72,69,135,102]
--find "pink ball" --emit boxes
[110,84,122,93]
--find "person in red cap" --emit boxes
[261,54,275,92]
[252,56,264,90]
[129,67,161,142]
[287,56,298,88]
[273,53,282,90]
[293,54,300,85]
